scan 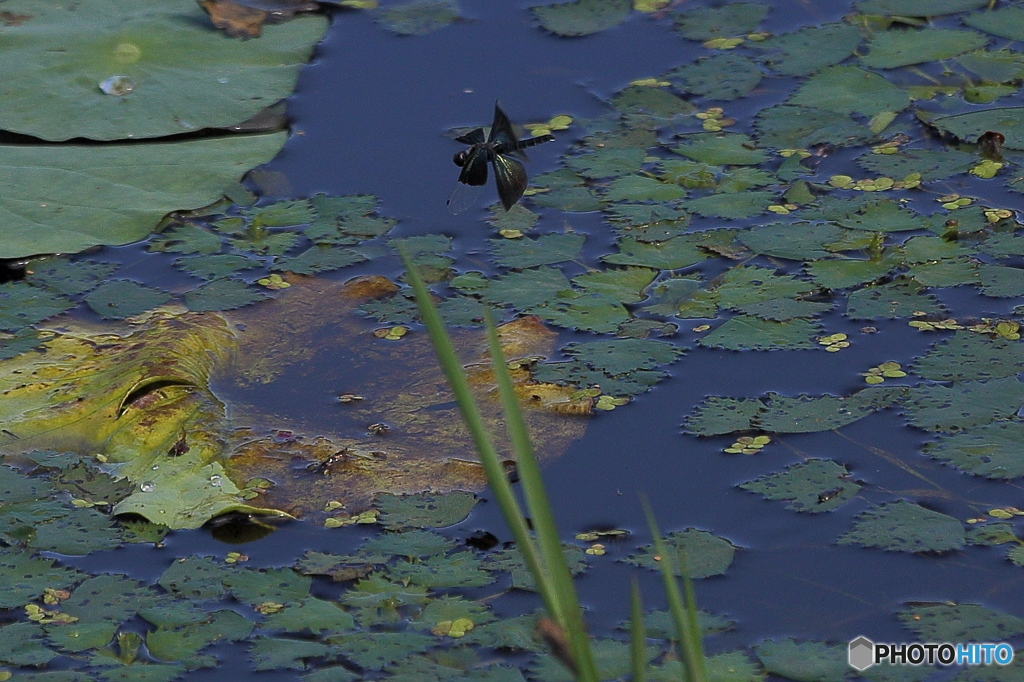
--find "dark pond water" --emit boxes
[6,0,1024,680]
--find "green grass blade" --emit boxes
[398,248,555,618]
[484,309,599,682]
[631,577,647,682]
[641,498,707,682]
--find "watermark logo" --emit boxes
[849,637,1015,671]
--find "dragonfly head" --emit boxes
[453,149,469,167]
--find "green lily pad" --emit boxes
[224,567,310,606]
[26,258,120,296]
[741,459,859,512]
[263,598,355,635]
[699,316,821,351]
[249,637,337,671]
[734,298,833,321]
[861,28,989,69]
[963,6,1024,42]
[184,278,270,312]
[958,49,1024,83]
[0,0,327,141]
[684,397,768,436]
[147,609,253,663]
[149,224,222,256]
[757,387,906,433]
[838,199,927,232]
[898,602,1024,641]
[0,282,73,332]
[904,377,1024,431]
[484,545,587,591]
[0,549,83,609]
[979,264,1024,296]
[389,551,495,588]
[806,253,902,290]
[0,622,58,667]
[738,223,848,260]
[909,259,978,287]
[753,22,862,76]
[532,638,657,682]
[685,191,775,219]
[856,147,977,181]
[0,133,288,259]
[377,491,478,529]
[668,53,763,101]
[922,422,1024,479]
[572,267,657,304]
[362,529,455,559]
[791,66,910,117]
[755,639,848,682]
[838,500,965,552]
[85,280,171,320]
[857,0,988,14]
[716,265,816,308]
[565,146,647,179]
[483,267,574,311]
[531,0,631,37]
[673,2,770,41]
[624,528,736,578]
[603,175,687,202]
[273,245,367,276]
[924,107,1024,150]
[610,85,696,119]
[157,556,230,601]
[755,105,871,148]
[915,332,1024,382]
[175,254,263,280]
[378,0,460,36]
[602,235,708,270]
[673,133,768,165]
[846,280,944,319]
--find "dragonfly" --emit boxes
[447,102,555,214]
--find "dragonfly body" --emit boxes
[448,102,555,213]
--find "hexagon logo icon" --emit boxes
[849,636,875,671]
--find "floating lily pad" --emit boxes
[857,0,987,14]
[716,265,815,308]
[862,28,989,69]
[700,316,820,351]
[839,200,928,232]
[377,491,478,529]
[603,175,687,202]
[224,567,311,606]
[741,459,859,512]
[0,133,288,259]
[958,49,1024,83]
[184,278,269,312]
[175,253,263,280]
[754,22,862,76]
[377,0,460,36]
[905,377,1024,432]
[273,245,367,276]
[856,147,977,181]
[0,549,83,609]
[924,107,1024,150]
[963,6,1024,42]
[898,603,1024,641]
[565,146,647,179]
[624,528,736,578]
[531,0,631,37]
[909,259,978,287]
[846,280,944,319]
[610,85,695,119]
[602,235,708,270]
[390,551,494,588]
[791,66,910,117]
[756,387,906,433]
[673,133,768,165]
[0,621,58,667]
[738,223,847,260]
[915,332,1024,382]
[668,53,763,101]
[979,264,1024,296]
[572,267,657,304]
[734,298,832,321]
[673,2,770,41]
[806,253,902,290]
[922,422,1024,479]
[0,282,73,332]
[249,637,337,672]
[755,639,848,682]
[755,104,871,148]
[685,191,775,219]
[27,258,120,296]
[838,500,965,552]
[0,0,327,141]
[85,280,171,319]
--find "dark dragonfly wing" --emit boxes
[447,178,483,215]
[488,102,520,148]
[491,151,528,211]
[455,127,486,145]
[448,143,490,214]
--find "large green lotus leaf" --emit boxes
[846,280,944,319]
[922,422,1024,479]
[673,2,770,41]
[699,316,821,351]
[915,331,1024,382]
[755,639,848,682]
[756,387,906,433]
[963,6,1024,42]
[899,603,1024,642]
[740,459,859,513]
[668,53,763,101]
[531,0,631,37]
[837,501,965,552]
[790,66,910,117]
[904,377,1024,432]
[856,0,987,15]
[738,222,847,260]
[924,108,1024,150]
[624,529,736,578]
[673,133,768,165]
[755,104,872,148]
[0,132,287,259]
[861,28,989,69]
[856,147,977,181]
[753,22,862,76]
[0,0,327,141]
